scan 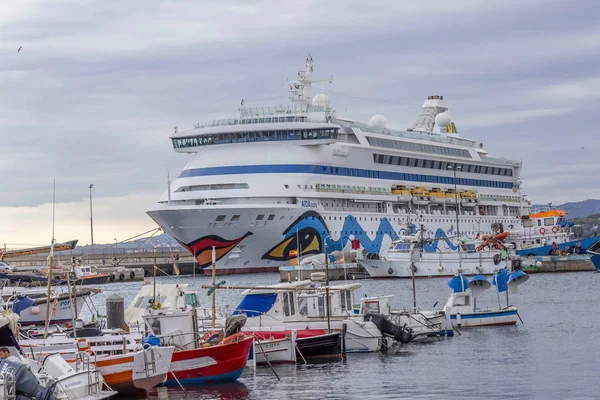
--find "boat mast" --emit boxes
[44,179,56,339]
[448,165,463,268]
[153,246,157,304]
[324,242,331,333]
[211,246,216,330]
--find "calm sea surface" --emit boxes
[88,271,600,399]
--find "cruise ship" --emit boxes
[147,56,529,274]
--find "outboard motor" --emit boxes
[0,360,56,400]
[364,313,413,344]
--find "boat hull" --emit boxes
[296,332,343,360]
[450,309,519,327]
[17,294,89,326]
[359,254,501,279]
[162,336,252,386]
[96,346,175,394]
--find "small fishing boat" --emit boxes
[445,270,528,327]
[142,307,254,385]
[359,233,509,278]
[8,291,92,326]
[580,239,600,271]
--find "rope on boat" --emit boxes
[295,344,307,364]
[154,347,186,394]
[517,312,524,324]
[254,339,280,381]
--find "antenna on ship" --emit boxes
[287,53,333,107]
[167,170,172,204]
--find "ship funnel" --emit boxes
[409,95,449,133]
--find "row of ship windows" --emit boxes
[172,128,338,149]
[373,154,514,177]
[367,137,472,158]
[214,214,514,223]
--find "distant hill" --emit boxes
[573,213,600,237]
[533,199,600,219]
[76,232,182,252]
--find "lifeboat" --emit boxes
[411,186,430,205]
[445,189,457,204]
[429,188,446,204]
[392,185,411,202]
[459,190,478,207]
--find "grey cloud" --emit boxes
[1,0,599,212]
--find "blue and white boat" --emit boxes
[444,269,528,327]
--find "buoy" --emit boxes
[31,306,41,315]
[437,266,443,272]
[119,273,125,281]
[457,267,463,274]
[129,271,136,280]
[456,312,462,327]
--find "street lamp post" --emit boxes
[89,184,94,254]
[447,164,462,268]
[114,238,118,257]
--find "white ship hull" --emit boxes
[149,204,519,274]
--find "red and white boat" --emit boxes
[143,308,253,385]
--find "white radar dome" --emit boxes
[434,112,451,129]
[312,94,330,108]
[370,114,388,128]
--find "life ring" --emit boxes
[493,254,501,265]
[129,271,136,280]
[119,273,125,281]
[387,268,394,275]
[222,332,245,344]
[539,227,546,235]
[551,226,559,234]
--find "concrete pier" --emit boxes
[279,263,366,282]
[6,249,202,279]
[520,255,595,273]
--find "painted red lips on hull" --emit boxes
[181,232,253,268]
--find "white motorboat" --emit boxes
[359,233,510,278]
[444,270,528,327]
[230,280,386,353]
[356,295,452,341]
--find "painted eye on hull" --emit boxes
[262,227,322,261]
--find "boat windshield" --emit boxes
[391,243,412,252]
[461,243,477,253]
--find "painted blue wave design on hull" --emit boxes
[423,228,458,252]
[263,210,462,261]
[284,212,399,254]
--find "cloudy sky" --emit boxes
[1,0,598,247]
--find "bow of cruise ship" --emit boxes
[147,55,526,274]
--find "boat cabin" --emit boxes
[125,284,201,325]
[232,281,362,322]
[143,308,200,350]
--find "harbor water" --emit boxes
[88,271,600,399]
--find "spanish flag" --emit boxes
[289,249,298,257]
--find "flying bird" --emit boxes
[17,46,23,53]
